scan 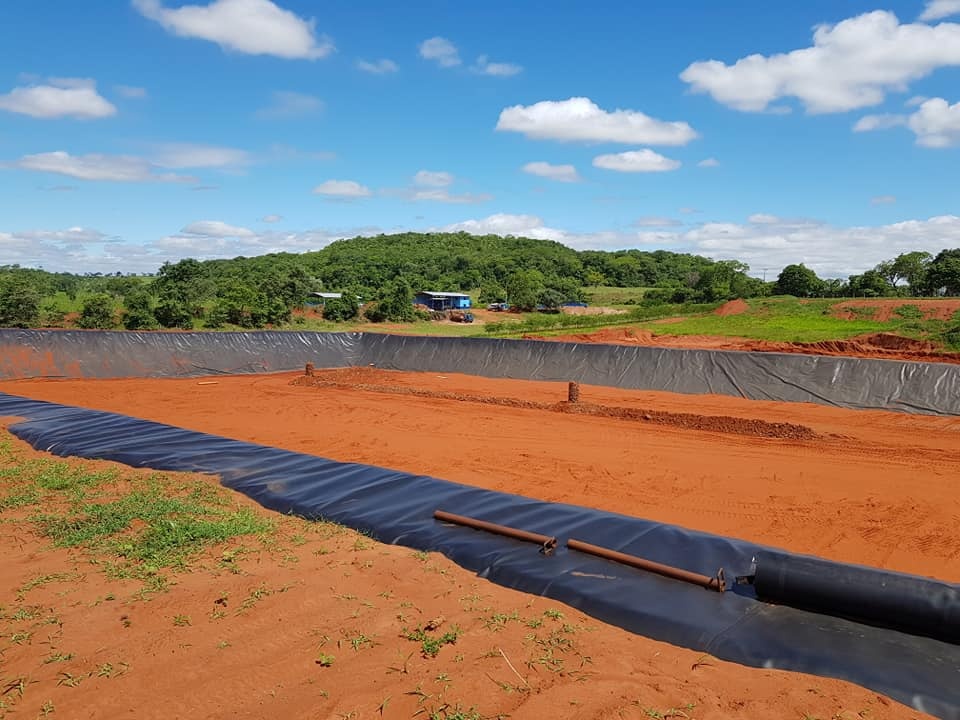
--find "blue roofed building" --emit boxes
[414,291,472,311]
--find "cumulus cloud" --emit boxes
[634,216,681,227]
[871,195,897,205]
[152,143,251,168]
[357,58,398,74]
[419,37,460,67]
[13,151,194,183]
[522,161,581,183]
[697,157,720,168]
[680,11,960,113]
[920,0,960,21]
[133,0,333,59]
[496,97,697,146]
[313,179,372,198]
[413,170,454,187]
[441,212,960,278]
[408,189,492,204]
[473,55,522,76]
[855,96,960,146]
[256,90,323,118]
[592,149,681,173]
[0,78,116,119]
[748,213,780,224]
[115,85,147,99]
[181,220,255,237]
[261,214,283,222]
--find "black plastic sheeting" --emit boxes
[1,391,958,718]
[754,550,960,645]
[2,329,960,415]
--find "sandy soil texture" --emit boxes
[0,429,927,720]
[3,368,959,583]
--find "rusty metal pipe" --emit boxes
[567,538,726,592]
[434,510,557,554]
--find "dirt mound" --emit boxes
[525,327,656,344]
[292,370,818,440]
[714,299,749,316]
[832,299,960,322]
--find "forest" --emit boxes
[1,231,959,330]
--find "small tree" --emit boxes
[366,281,415,323]
[322,294,359,322]
[122,291,158,330]
[505,270,544,311]
[77,294,117,329]
[774,264,824,297]
[0,275,41,328]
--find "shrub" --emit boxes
[77,294,117,329]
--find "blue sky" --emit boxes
[1,0,959,277]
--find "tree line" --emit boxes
[1,232,959,329]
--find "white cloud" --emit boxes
[853,114,908,132]
[908,97,960,146]
[357,58,398,74]
[855,96,960,146]
[419,37,460,67]
[679,207,700,215]
[592,149,681,173]
[133,0,333,59]
[13,151,194,183]
[871,195,897,205]
[496,97,697,146]
[522,161,581,183]
[474,55,522,77]
[313,179,372,198]
[442,212,960,278]
[443,213,565,241]
[413,170,454,187]
[920,0,960,21]
[261,214,283,222]
[0,78,116,119]
[152,143,251,168]
[256,90,323,118]
[680,11,960,113]
[697,157,720,168]
[906,95,928,106]
[115,85,147,99]
[408,189,491,204]
[181,220,255,237]
[634,216,681,227]
[748,213,780,224]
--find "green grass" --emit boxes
[0,435,273,590]
[581,286,653,306]
[626,297,957,344]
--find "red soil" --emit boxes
[832,298,960,321]
[713,299,749,316]
[0,430,926,720]
[530,328,960,364]
[4,369,960,585]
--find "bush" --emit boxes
[0,275,41,328]
[122,291,158,330]
[894,304,923,320]
[154,299,194,330]
[322,295,359,322]
[77,294,116,329]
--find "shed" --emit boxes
[414,291,472,311]
[306,292,343,307]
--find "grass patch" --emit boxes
[0,434,273,593]
[485,302,721,337]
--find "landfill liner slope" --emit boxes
[3,329,960,415]
[0,391,957,719]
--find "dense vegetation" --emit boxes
[1,232,960,331]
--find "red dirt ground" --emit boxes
[0,430,927,720]
[528,328,960,364]
[832,298,960,321]
[713,299,749,316]
[3,368,959,584]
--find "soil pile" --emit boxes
[714,299,749,316]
